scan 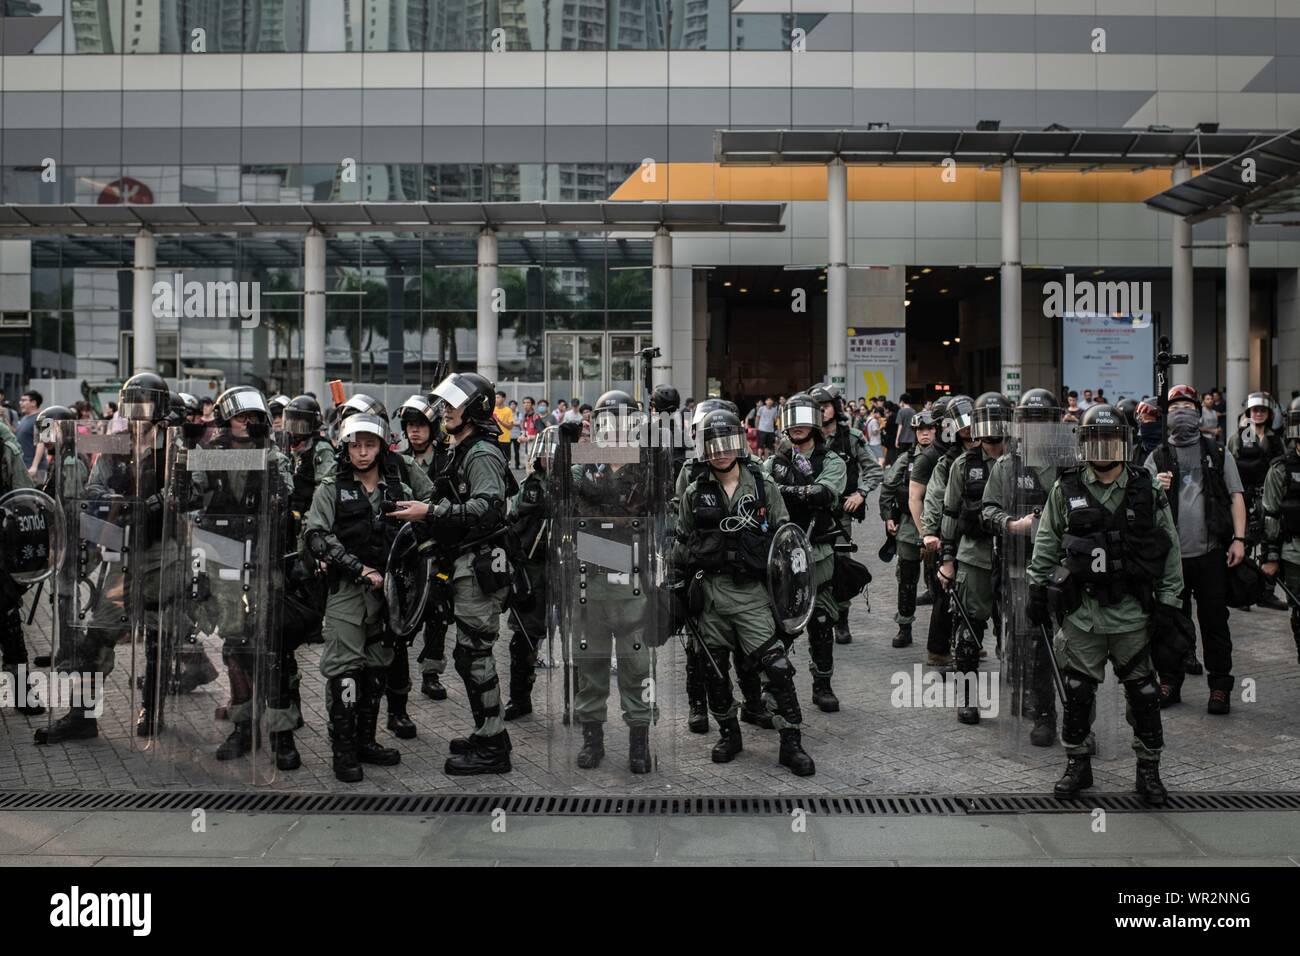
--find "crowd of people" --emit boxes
[2,369,1298,806]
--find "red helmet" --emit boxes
[1167,384,1199,406]
[1136,397,1160,422]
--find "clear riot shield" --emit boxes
[1,488,64,717]
[999,419,1078,757]
[148,428,284,785]
[768,522,815,636]
[547,435,673,779]
[46,419,163,747]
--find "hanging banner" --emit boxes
[1061,312,1154,402]
[848,328,906,401]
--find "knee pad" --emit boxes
[758,651,797,689]
[1123,673,1164,750]
[451,643,473,680]
[1060,670,1097,746]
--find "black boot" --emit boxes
[216,721,255,760]
[1030,711,1057,747]
[1135,759,1168,806]
[811,674,840,713]
[834,606,853,645]
[916,589,934,607]
[576,722,605,769]
[270,730,301,771]
[357,672,401,766]
[504,697,532,721]
[710,717,742,763]
[628,725,651,774]
[450,732,514,755]
[1053,754,1094,798]
[386,692,417,739]
[891,623,912,648]
[736,663,772,729]
[34,710,98,745]
[421,672,447,701]
[328,675,363,783]
[685,643,710,734]
[778,728,816,776]
[175,645,218,693]
[739,699,774,729]
[444,730,512,775]
[1183,648,1203,675]
[136,654,158,737]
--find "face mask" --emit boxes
[1167,406,1201,445]
[538,405,548,415]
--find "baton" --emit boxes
[1269,569,1300,609]
[25,579,45,626]
[681,611,725,682]
[947,584,981,643]
[1037,621,1068,705]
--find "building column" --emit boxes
[691,270,708,403]
[1225,208,1250,408]
[999,161,1022,402]
[303,227,326,402]
[387,269,405,384]
[1171,162,1194,385]
[476,227,498,383]
[131,229,156,373]
[652,227,673,385]
[826,158,848,390]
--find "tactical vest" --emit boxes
[891,445,917,522]
[430,433,513,550]
[683,460,772,581]
[199,439,274,515]
[291,435,328,514]
[1010,455,1050,516]
[333,460,404,572]
[1152,438,1234,549]
[510,471,548,558]
[577,459,651,516]
[769,443,836,539]
[1276,451,1300,538]
[1232,427,1281,492]
[1058,465,1170,608]
[946,447,992,540]
[827,426,859,499]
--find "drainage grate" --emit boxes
[2,789,1298,816]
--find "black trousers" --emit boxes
[1179,548,1234,693]
[924,555,952,656]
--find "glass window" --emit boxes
[669,0,727,50]
[301,164,362,203]
[304,0,360,51]
[485,0,544,51]
[730,13,793,51]
[547,0,606,51]
[611,0,666,51]
[245,0,304,52]
[361,164,425,202]
[61,0,120,53]
[183,0,243,52]
[120,0,183,53]
[425,165,486,202]
[423,0,484,51]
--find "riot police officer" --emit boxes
[0,414,40,716]
[397,395,439,471]
[918,395,973,665]
[674,409,815,775]
[1229,391,1288,610]
[389,372,517,775]
[879,408,936,648]
[1261,396,1300,663]
[306,412,419,782]
[1026,404,1185,805]
[268,394,291,432]
[765,393,847,712]
[809,384,884,645]
[939,391,1012,723]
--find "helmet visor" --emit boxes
[781,402,819,430]
[282,410,317,437]
[217,389,270,422]
[431,374,472,410]
[1287,411,1300,440]
[120,384,168,422]
[338,414,388,445]
[971,405,1012,440]
[703,432,748,461]
[1079,430,1130,464]
[945,404,974,432]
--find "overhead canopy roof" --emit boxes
[714,128,1275,171]
[0,201,786,236]
[1143,127,1300,223]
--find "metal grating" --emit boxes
[2,789,1297,816]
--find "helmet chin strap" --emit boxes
[1092,460,1122,474]
[710,457,740,474]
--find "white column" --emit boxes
[303,228,326,402]
[131,229,156,373]
[826,158,848,390]
[652,227,673,384]
[476,227,499,383]
[1171,162,1194,385]
[1225,208,1250,408]
[999,161,1022,401]
[691,270,708,402]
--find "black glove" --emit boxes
[1026,583,1051,628]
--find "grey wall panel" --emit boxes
[63,129,121,164]
[424,89,485,125]
[303,90,362,126]
[241,127,302,164]
[546,89,607,126]
[853,89,915,126]
[666,126,713,162]
[792,89,853,126]
[2,130,62,165]
[301,127,362,163]
[1155,18,1219,56]
[181,90,242,127]
[805,14,853,53]
[731,89,791,126]
[360,126,423,162]
[1034,90,1099,128]
[914,89,975,128]
[64,92,123,128]
[1273,57,1300,93]
[483,126,545,162]
[850,14,914,52]
[667,88,728,125]
[606,125,667,163]
[242,90,302,127]
[607,89,667,125]
[915,14,973,53]
[485,89,545,125]
[1216,17,1277,56]
[975,14,1036,54]
[1036,16,1156,55]
[182,128,241,164]
[423,127,483,163]
[545,125,606,162]
[1097,90,1158,127]
[122,129,180,164]
[123,91,181,128]
[362,89,422,126]
[974,89,1037,127]
[2,92,61,129]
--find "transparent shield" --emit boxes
[147,429,285,786]
[1,488,63,722]
[546,437,674,780]
[999,421,1078,758]
[768,522,814,635]
[46,419,163,750]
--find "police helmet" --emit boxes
[1077,404,1130,464]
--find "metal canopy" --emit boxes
[714,128,1275,170]
[0,201,786,237]
[1144,127,1300,223]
